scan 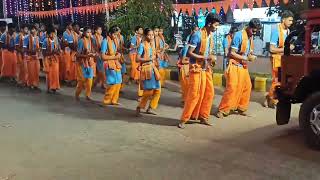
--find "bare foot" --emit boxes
[177,122,186,129]
[86,96,93,101]
[136,107,142,117]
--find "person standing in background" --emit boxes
[75,27,96,101]
[0,23,17,84]
[177,26,199,105]
[101,26,123,106]
[158,27,170,87]
[217,19,262,118]
[0,21,7,77]
[264,10,294,109]
[62,22,75,85]
[136,28,162,116]
[129,26,143,84]
[42,26,61,94]
[178,13,221,129]
[129,26,144,101]
[116,28,128,93]
[92,25,105,89]
[23,25,41,91]
[222,27,238,71]
[15,24,29,88]
[39,23,47,71]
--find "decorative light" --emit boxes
[74,0,78,22]
[12,0,18,17]
[41,0,45,11]
[23,0,29,22]
[55,0,58,10]
[79,0,83,24]
[3,0,7,18]
[86,0,89,26]
[7,0,14,16]
[59,0,66,21]
[92,0,96,27]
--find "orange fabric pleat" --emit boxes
[1,50,17,77]
[45,56,60,90]
[26,56,40,87]
[218,29,252,114]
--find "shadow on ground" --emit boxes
[0,83,179,127]
[217,119,320,163]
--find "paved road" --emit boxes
[0,81,319,180]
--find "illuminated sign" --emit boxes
[233,7,280,23]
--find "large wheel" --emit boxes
[299,92,320,149]
[276,100,291,125]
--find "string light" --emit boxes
[30,0,34,24]
[8,0,13,16]
[15,0,18,18]
[92,0,96,27]
[41,0,45,11]
[79,0,83,24]
[74,0,78,23]
[55,0,58,11]
[3,0,7,18]
[23,0,29,22]
[12,0,18,17]
[86,0,90,26]
[59,0,65,22]
[18,0,22,22]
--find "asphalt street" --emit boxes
[0,81,319,180]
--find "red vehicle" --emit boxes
[276,9,320,149]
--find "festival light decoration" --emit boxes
[13,0,307,19]
[79,0,83,24]
[172,0,303,15]
[86,0,90,26]
[91,0,96,26]
[17,0,127,19]
[3,0,7,18]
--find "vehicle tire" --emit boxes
[299,92,320,149]
[276,100,291,125]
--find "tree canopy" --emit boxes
[266,0,308,21]
[108,0,173,43]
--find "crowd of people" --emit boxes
[0,10,295,128]
[176,10,295,128]
[0,20,172,117]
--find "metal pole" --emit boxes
[105,0,110,24]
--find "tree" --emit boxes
[266,0,308,21]
[108,0,173,44]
